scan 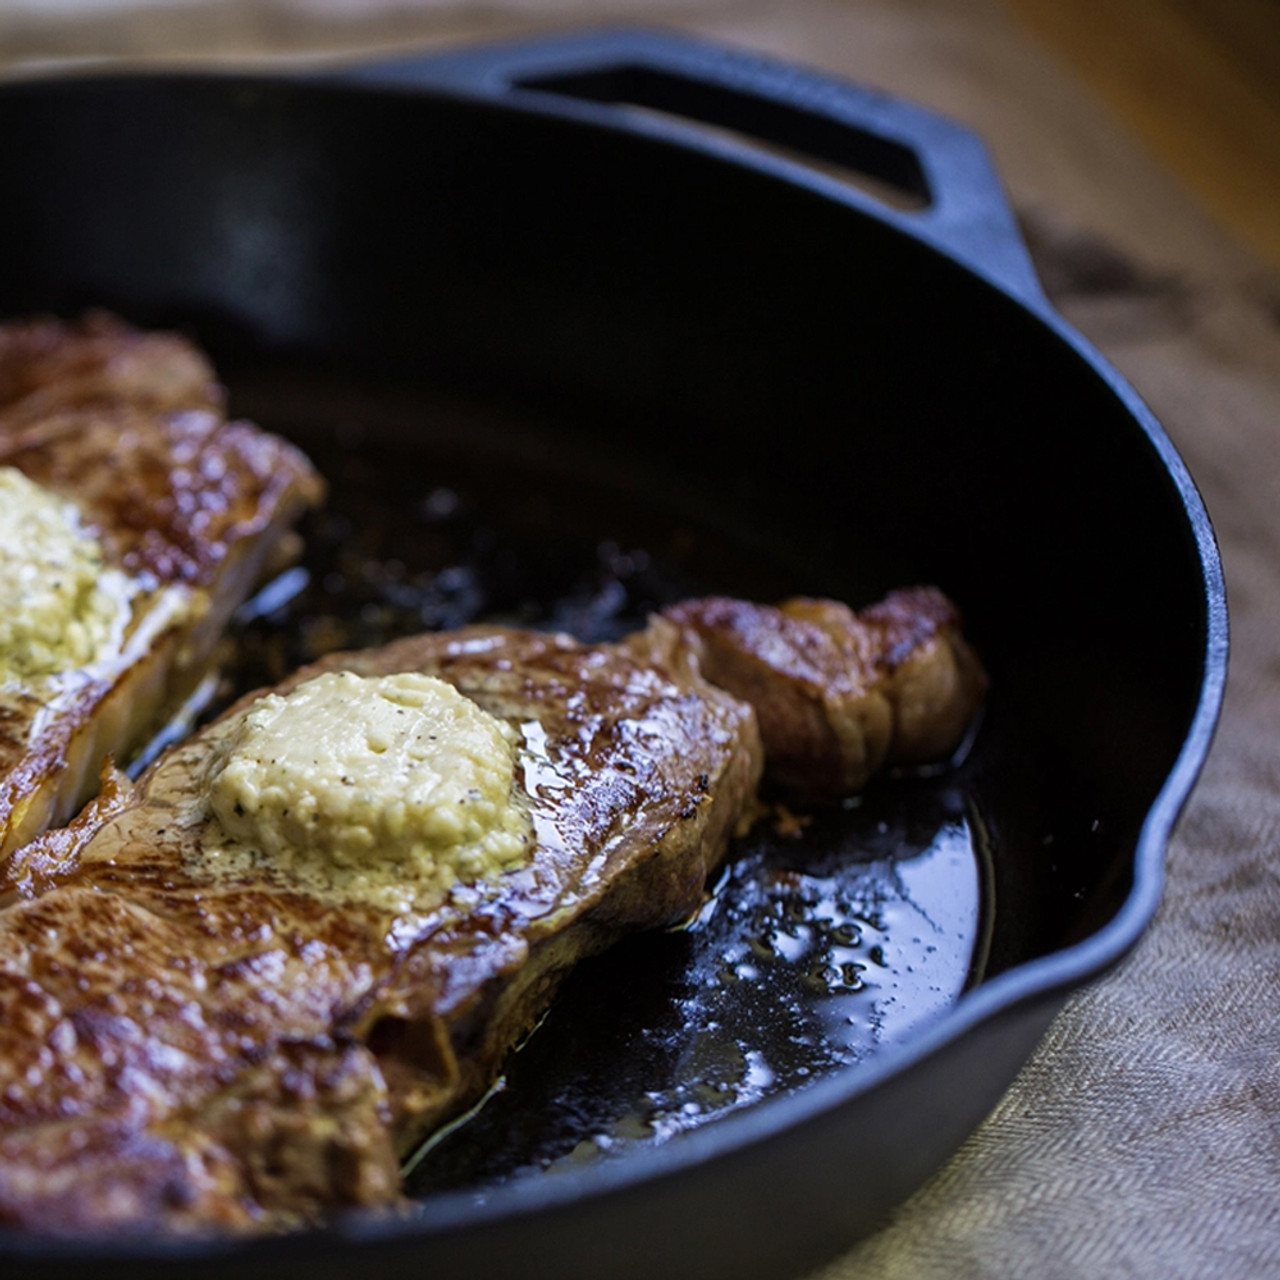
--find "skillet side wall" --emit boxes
[0,74,1209,1261]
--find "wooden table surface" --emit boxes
[1008,0,1280,270]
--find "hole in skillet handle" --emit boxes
[511,64,931,213]
[332,26,1047,305]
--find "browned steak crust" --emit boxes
[0,312,324,854]
[0,623,761,1234]
[0,593,983,1235]
[663,588,987,796]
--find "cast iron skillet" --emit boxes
[0,28,1226,1280]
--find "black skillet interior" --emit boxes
[0,29,1224,1280]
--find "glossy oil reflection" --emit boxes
[406,780,990,1195]
[204,400,993,1204]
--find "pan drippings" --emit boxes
[189,393,991,1199]
[406,789,988,1194]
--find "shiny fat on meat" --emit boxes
[0,312,324,855]
[0,588,985,1235]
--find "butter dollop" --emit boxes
[204,669,533,903]
[0,466,131,684]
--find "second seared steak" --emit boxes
[0,589,984,1235]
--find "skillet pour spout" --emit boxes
[0,26,1225,1280]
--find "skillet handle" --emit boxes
[341,27,1047,307]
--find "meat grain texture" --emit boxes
[0,588,984,1236]
[0,312,324,854]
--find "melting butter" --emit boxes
[0,467,133,684]
[203,670,533,908]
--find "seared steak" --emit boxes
[0,591,983,1235]
[0,313,323,854]
[666,587,986,795]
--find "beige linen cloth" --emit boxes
[3,1,1278,1276]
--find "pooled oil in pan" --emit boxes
[210,394,993,1196]
[407,789,989,1193]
